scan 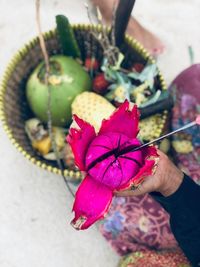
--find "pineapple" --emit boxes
[72,92,164,142]
[71,92,115,132]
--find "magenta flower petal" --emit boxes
[99,100,139,138]
[68,101,159,230]
[85,132,143,190]
[67,115,96,171]
[141,145,158,158]
[118,146,158,190]
[118,159,155,190]
[71,175,113,230]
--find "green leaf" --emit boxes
[112,53,125,70]
[56,15,81,58]
[128,62,158,89]
[139,90,169,108]
[188,45,194,66]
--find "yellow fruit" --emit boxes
[32,136,51,155]
[53,127,66,151]
[172,140,193,154]
[138,115,165,141]
[72,92,115,132]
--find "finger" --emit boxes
[115,176,154,197]
[157,149,166,157]
[115,189,135,197]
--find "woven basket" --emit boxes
[0,24,167,182]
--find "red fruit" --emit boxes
[85,58,99,71]
[132,63,144,73]
[113,101,123,107]
[93,73,109,94]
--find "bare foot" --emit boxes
[127,18,165,56]
[90,0,165,56]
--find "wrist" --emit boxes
[160,170,184,197]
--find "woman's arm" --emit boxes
[151,174,200,267]
[116,150,200,266]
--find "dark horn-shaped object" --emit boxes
[114,0,136,47]
[139,94,174,119]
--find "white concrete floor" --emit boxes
[0,0,200,267]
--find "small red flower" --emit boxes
[67,101,158,230]
[93,73,110,94]
[84,57,99,71]
[132,63,144,73]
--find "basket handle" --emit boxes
[114,0,136,47]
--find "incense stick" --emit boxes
[119,119,198,155]
[87,115,200,171]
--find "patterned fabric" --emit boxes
[170,76,200,182]
[99,195,177,256]
[118,249,190,267]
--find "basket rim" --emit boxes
[0,23,167,180]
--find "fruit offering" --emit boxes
[25,118,66,160]
[26,55,92,127]
[67,101,158,230]
[72,92,115,132]
[24,14,169,168]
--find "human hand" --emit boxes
[115,149,184,197]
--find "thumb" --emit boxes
[115,176,154,197]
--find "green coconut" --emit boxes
[26,55,92,126]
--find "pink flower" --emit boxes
[67,101,158,230]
